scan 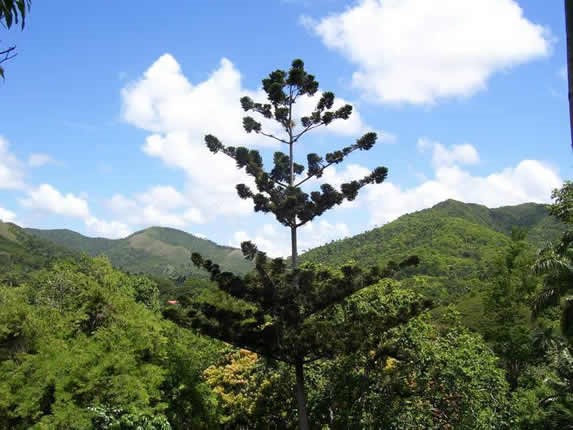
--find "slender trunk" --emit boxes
[291,226,298,268]
[287,87,309,429]
[566,0,573,149]
[295,360,310,430]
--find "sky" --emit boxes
[0,0,571,256]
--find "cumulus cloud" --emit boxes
[121,54,378,221]
[0,207,17,223]
[20,184,130,238]
[305,0,550,104]
[84,217,132,239]
[231,220,351,257]
[21,184,90,218]
[0,137,24,190]
[364,143,561,225]
[417,138,479,168]
[107,185,205,229]
[136,185,187,210]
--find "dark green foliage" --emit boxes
[0,0,31,78]
[0,0,29,28]
[205,61,386,232]
[184,247,424,364]
[532,181,573,339]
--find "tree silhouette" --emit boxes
[0,0,31,78]
[178,59,427,429]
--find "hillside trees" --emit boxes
[179,59,427,429]
[0,256,222,429]
[481,228,540,389]
[533,181,573,340]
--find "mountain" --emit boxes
[0,221,75,283]
[16,199,564,292]
[26,226,252,279]
[302,200,563,301]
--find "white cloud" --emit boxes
[121,54,379,221]
[318,163,373,188]
[417,138,479,168]
[28,153,55,167]
[314,163,373,208]
[231,220,350,257]
[20,184,130,238]
[0,207,17,223]
[136,185,186,210]
[184,207,204,224]
[21,184,90,218]
[306,0,550,104]
[0,137,24,190]
[85,217,132,239]
[108,193,137,213]
[559,65,568,81]
[364,142,561,225]
[107,185,205,229]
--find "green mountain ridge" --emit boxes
[4,199,563,292]
[302,199,563,301]
[24,225,253,279]
[0,222,76,284]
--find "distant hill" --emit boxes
[0,221,75,283]
[429,199,562,245]
[17,200,564,294]
[302,200,563,301]
[26,226,253,279]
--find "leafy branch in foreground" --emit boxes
[0,0,31,78]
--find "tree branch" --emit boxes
[295,145,361,188]
[293,122,324,143]
[0,45,17,64]
[259,130,289,145]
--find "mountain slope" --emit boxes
[0,221,76,282]
[302,200,562,301]
[430,199,562,244]
[26,226,252,278]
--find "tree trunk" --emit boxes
[565,0,573,149]
[295,360,310,430]
[291,226,298,268]
[288,86,309,430]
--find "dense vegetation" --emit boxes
[1,190,572,427]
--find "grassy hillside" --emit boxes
[26,226,252,279]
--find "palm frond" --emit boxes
[532,284,561,318]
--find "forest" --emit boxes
[2,1,573,428]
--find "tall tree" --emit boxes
[175,59,426,429]
[0,0,30,78]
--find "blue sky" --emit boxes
[0,0,571,256]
